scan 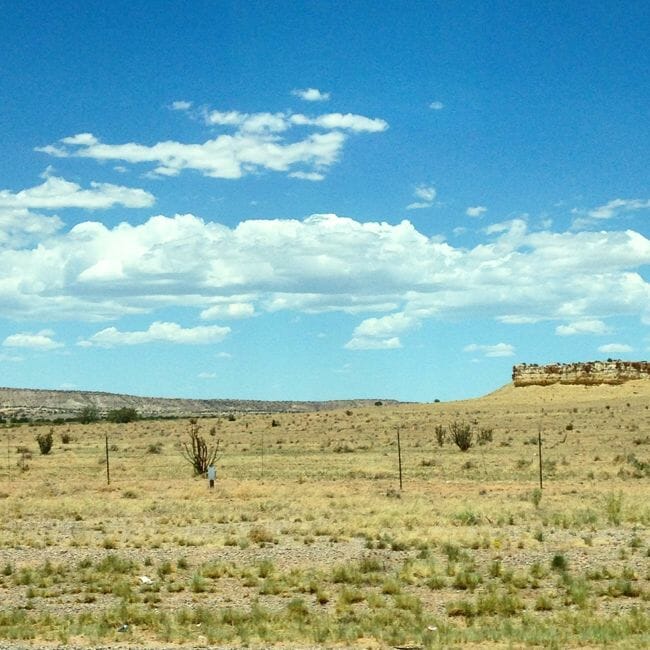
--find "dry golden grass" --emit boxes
[0,381,648,648]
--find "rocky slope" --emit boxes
[0,387,397,421]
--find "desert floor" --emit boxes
[0,381,648,649]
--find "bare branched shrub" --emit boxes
[450,420,473,452]
[181,419,221,476]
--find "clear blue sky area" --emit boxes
[0,1,648,401]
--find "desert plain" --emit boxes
[0,380,648,649]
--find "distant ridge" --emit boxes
[0,387,399,421]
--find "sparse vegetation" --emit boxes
[0,384,648,648]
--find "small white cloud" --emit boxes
[80,321,231,347]
[216,352,232,359]
[555,319,609,336]
[3,330,64,350]
[292,88,331,102]
[198,371,217,379]
[429,101,444,110]
[291,112,388,133]
[61,133,98,146]
[344,336,402,350]
[466,206,487,218]
[463,343,515,357]
[288,171,325,181]
[200,303,255,320]
[497,315,543,325]
[171,100,193,111]
[598,343,633,354]
[406,184,436,210]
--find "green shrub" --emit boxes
[551,553,569,572]
[106,407,138,423]
[79,405,99,424]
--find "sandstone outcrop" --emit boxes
[512,360,650,387]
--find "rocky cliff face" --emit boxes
[512,360,650,387]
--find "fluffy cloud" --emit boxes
[555,319,609,336]
[1,212,650,351]
[3,329,63,350]
[345,312,417,350]
[0,209,64,248]
[292,88,331,102]
[79,321,231,347]
[429,101,444,110]
[406,184,436,210]
[464,343,515,357]
[39,106,387,181]
[597,343,633,354]
[466,206,487,218]
[0,175,154,210]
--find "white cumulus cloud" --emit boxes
[1,211,650,351]
[0,176,154,210]
[429,101,444,110]
[555,319,610,336]
[3,329,63,350]
[464,343,515,357]
[79,322,231,347]
[292,88,331,102]
[345,312,417,350]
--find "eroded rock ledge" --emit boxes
[512,360,650,387]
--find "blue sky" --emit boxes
[1,1,648,401]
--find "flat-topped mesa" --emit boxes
[512,360,650,387]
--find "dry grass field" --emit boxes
[0,381,648,649]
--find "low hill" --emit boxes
[0,387,398,421]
